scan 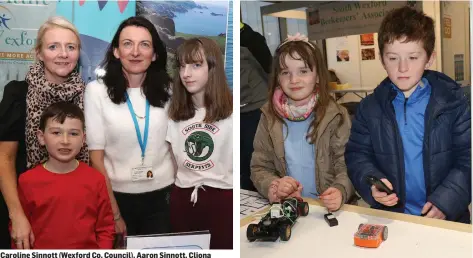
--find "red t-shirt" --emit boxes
[13,162,114,249]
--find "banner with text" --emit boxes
[0,1,56,99]
[306,1,422,40]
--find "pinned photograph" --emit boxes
[336,50,349,62]
[361,48,375,60]
[360,33,374,46]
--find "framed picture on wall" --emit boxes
[361,48,376,61]
[336,50,349,62]
[360,33,374,46]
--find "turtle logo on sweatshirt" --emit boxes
[182,122,219,171]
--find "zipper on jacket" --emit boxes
[404,98,408,125]
[389,102,406,209]
[423,106,442,198]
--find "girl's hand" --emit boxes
[268,182,280,203]
[275,176,300,200]
[268,177,301,202]
[320,187,342,211]
[287,183,303,199]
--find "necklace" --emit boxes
[43,159,79,172]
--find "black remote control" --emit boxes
[365,175,394,195]
[324,213,338,227]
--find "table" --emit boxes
[331,88,373,101]
[240,189,269,218]
[240,198,472,258]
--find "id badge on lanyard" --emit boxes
[125,92,153,182]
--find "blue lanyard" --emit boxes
[125,92,150,165]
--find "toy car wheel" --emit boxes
[246,224,258,242]
[382,226,388,241]
[300,202,309,216]
[358,223,364,230]
[279,224,292,241]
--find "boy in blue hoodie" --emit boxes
[345,6,471,223]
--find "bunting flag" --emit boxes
[79,0,85,6]
[98,0,108,10]
[117,0,128,13]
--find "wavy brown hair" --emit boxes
[268,40,341,143]
[169,37,232,123]
[378,6,435,60]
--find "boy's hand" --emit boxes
[115,217,127,236]
[371,178,398,206]
[320,187,342,211]
[11,213,34,249]
[421,202,446,220]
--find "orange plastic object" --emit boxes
[354,224,388,248]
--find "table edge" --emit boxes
[240,198,472,233]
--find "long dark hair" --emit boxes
[99,16,170,107]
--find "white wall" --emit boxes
[422,0,442,72]
[326,33,388,103]
[441,1,470,86]
[326,34,388,90]
[326,36,362,89]
[324,0,454,103]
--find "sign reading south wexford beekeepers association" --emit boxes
[0,1,57,100]
[306,1,421,40]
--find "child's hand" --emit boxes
[320,187,342,211]
[267,182,280,203]
[287,183,303,199]
[371,178,398,206]
[421,202,446,220]
[274,176,300,200]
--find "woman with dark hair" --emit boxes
[84,16,174,237]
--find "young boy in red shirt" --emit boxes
[11,101,114,249]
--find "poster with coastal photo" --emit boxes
[137,1,229,77]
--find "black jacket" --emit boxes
[240,23,272,73]
[345,70,471,223]
[0,80,28,176]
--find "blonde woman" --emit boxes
[0,16,86,249]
